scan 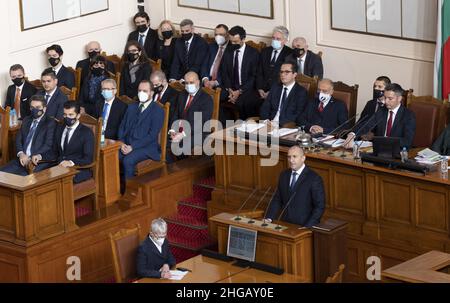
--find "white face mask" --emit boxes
[185,84,199,95]
[215,35,226,46]
[138,91,149,103]
[271,39,282,50]
[155,238,165,246]
[319,92,331,103]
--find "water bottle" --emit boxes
[352,143,360,159]
[440,156,448,174]
[9,109,14,127]
[10,109,17,127]
[400,147,408,163]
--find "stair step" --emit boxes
[169,235,216,251]
[177,204,208,222]
[178,197,208,210]
[195,176,216,189]
[165,215,208,229]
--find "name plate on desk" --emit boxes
[230,216,289,232]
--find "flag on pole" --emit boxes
[434,0,450,99]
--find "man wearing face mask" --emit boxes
[41,102,95,184]
[150,71,179,120]
[257,26,292,100]
[93,79,127,140]
[46,44,75,89]
[169,19,208,81]
[5,64,37,120]
[285,37,323,79]
[136,218,176,279]
[358,76,391,123]
[201,24,230,89]
[76,41,116,87]
[0,96,55,176]
[126,12,158,60]
[297,78,348,135]
[118,80,164,182]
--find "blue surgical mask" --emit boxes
[101,90,114,100]
[271,40,282,50]
[185,84,198,95]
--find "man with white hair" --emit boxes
[285,37,323,79]
[76,41,116,86]
[136,218,176,279]
[257,26,293,99]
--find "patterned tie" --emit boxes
[211,46,225,81]
[138,34,145,48]
[386,111,394,137]
[290,172,298,192]
[24,120,38,155]
[14,87,21,118]
[318,101,324,113]
[270,50,278,66]
[233,50,240,90]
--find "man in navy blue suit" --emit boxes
[297,78,348,135]
[39,69,68,120]
[46,44,75,89]
[260,62,308,127]
[0,96,56,176]
[265,146,325,227]
[169,19,208,81]
[358,76,391,123]
[136,218,176,279]
[118,80,164,181]
[285,37,323,79]
[42,101,95,184]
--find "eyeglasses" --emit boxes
[280,70,293,75]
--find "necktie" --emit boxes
[270,50,278,66]
[279,87,288,111]
[64,127,72,151]
[318,101,324,113]
[184,41,190,70]
[138,34,145,47]
[139,103,145,113]
[24,120,38,155]
[14,87,21,118]
[179,95,194,132]
[157,93,162,103]
[102,102,110,125]
[290,172,298,192]
[45,94,50,105]
[299,58,304,74]
[386,111,394,137]
[233,50,240,90]
[211,46,225,81]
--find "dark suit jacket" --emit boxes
[257,45,292,91]
[297,97,349,134]
[170,34,208,80]
[5,81,37,119]
[118,101,164,160]
[38,88,68,120]
[171,90,213,144]
[76,58,116,87]
[136,237,176,279]
[355,106,416,149]
[358,99,384,123]
[156,38,177,77]
[157,86,179,122]
[201,42,230,83]
[55,65,75,89]
[78,75,107,116]
[43,123,95,184]
[127,28,158,60]
[432,124,450,155]
[267,167,325,227]
[120,62,152,99]
[221,45,259,93]
[16,114,56,157]
[286,50,324,79]
[260,83,308,126]
[94,98,128,140]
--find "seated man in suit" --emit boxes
[220,26,260,120]
[285,37,323,79]
[127,11,158,60]
[94,79,127,140]
[265,146,325,227]
[169,71,213,154]
[5,64,37,120]
[39,69,68,120]
[0,95,55,176]
[257,26,292,100]
[201,24,230,89]
[344,83,416,149]
[260,62,308,127]
[76,41,116,87]
[118,80,164,181]
[41,102,95,184]
[297,78,348,135]
[46,44,75,89]
[150,70,179,120]
[136,218,176,279]
[358,76,391,123]
[432,124,450,155]
[169,19,208,81]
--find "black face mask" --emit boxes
[182,33,193,41]
[88,51,100,59]
[127,52,139,62]
[162,31,173,40]
[137,25,148,33]
[373,89,384,100]
[12,77,24,87]
[48,57,60,67]
[91,67,104,77]
[154,85,163,94]
[31,107,44,119]
[228,43,241,52]
[293,48,306,58]
[64,117,77,127]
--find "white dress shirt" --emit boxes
[234,43,246,86]
[139,27,150,45]
[45,87,58,104]
[185,34,194,52]
[297,52,308,74]
[384,104,401,136]
[53,64,63,76]
[273,81,296,122]
[61,120,80,150]
[289,164,306,188]
[102,98,114,130]
[149,235,163,254]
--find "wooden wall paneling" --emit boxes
[414,183,448,233]
[333,166,365,216]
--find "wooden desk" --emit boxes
[8,123,20,162]
[382,251,450,283]
[98,140,121,208]
[217,268,306,283]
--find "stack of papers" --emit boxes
[354,141,373,148]
[168,270,189,281]
[269,128,298,137]
[236,123,266,133]
[415,148,442,165]
[322,138,345,148]
[312,135,335,143]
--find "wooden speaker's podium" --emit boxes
[209,212,314,282]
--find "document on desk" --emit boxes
[269,128,298,137]
[168,270,189,281]
[236,123,266,133]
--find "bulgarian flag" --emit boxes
[434,0,450,99]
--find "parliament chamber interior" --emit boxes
[0,0,450,287]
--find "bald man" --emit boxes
[265,146,325,227]
[285,37,323,79]
[76,41,116,86]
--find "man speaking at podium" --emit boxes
[265,146,325,228]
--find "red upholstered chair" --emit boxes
[0,106,11,165]
[332,81,359,126]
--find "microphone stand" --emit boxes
[274,190,298,230]
[261,188,279,227]
[248,187,272,224]
[234,189,257,221]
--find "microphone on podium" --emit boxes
[274,190,298,230]
[234,188,257,221]
[324,113,360,137]
[248,187,272,224]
